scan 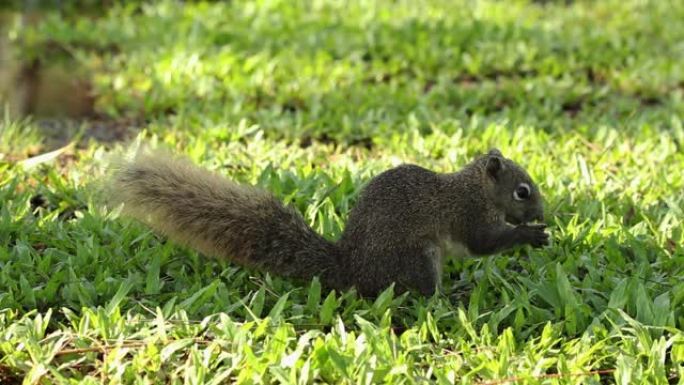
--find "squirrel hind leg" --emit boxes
[353,246,441,297]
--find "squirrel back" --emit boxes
[108,148,548,296]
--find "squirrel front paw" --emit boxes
[516,223,549,248]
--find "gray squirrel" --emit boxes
[108,148,548,296]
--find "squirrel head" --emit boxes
[482,148,545,225]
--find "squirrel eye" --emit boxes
[513,183,531,201]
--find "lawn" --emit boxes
[1,0,683,383]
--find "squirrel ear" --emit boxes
[488,148,503,157]
[486,155,503,179]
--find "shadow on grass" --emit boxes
[3,1,682,153]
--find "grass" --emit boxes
[1,0,683,383]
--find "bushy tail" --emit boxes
[107,149,344,287]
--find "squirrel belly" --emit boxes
[107,148,549,297]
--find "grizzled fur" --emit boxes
[108,148,548,296]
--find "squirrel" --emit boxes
[107,147,549,296]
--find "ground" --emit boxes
[0,1,683,384]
